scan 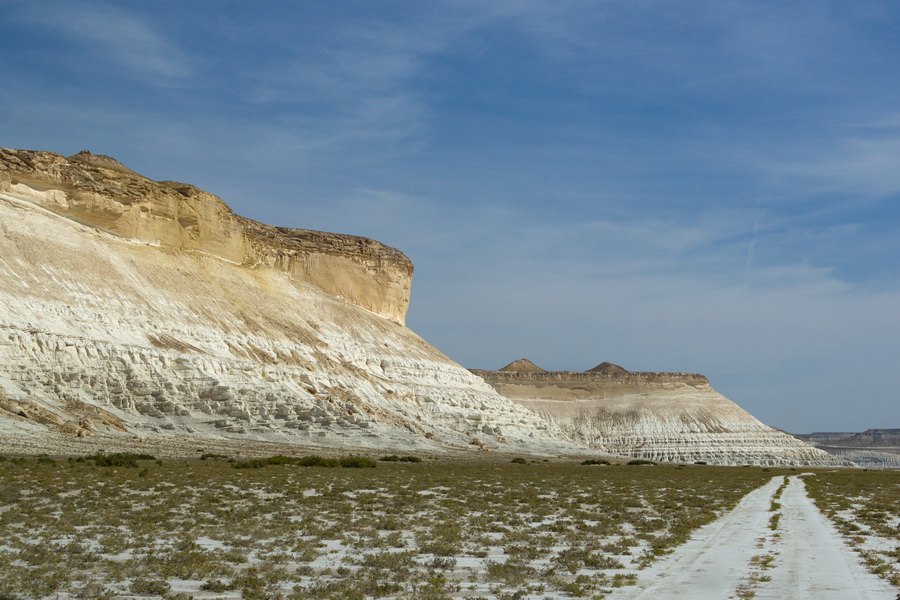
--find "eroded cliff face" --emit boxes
[0,148,411,324]
[0,148,581,455]
[472,364,845,466]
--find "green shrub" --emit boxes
[339,456,376,468]
[296,455,339,467]
[510,457,527,464]
[230,454,375,469]
[200,453,228,460]
[87,452,156,468]
[581,459,611,466]
[129,578,171,596]
[378,454,419,462]
[626,459,656,466]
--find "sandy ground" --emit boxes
[611,475,896,600]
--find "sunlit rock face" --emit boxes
[0,148,412,325]
[472,361,846,466]
[0,148,582,454]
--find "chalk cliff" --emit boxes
[472,361,844,466]
[1,149,411,325]
[0,147,843,465]
[0,148,580,455]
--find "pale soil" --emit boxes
[612,475,896,599]
[0,430,580,464]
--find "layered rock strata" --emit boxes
[0,149,411,324]
[0,148,581,454]
[792,429,900,469]
[472,361,844,466]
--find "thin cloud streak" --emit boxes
[13,1,191,81]
[2,1,899,433]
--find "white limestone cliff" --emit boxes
[0,147,842,465]
[472,364,846,466]
[0,148,579,454]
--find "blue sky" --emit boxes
[3,0,899,433]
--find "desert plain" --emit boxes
[0,451,897,600]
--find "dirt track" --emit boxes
[613,475,896,599]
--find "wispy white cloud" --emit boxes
[4,1,900,432]
[14,1,191,80]
[775,136,900,197]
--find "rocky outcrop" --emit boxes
[498,359,546,373]
[0,149,411,324]
[0,148,584,455]
[472,362,844,466]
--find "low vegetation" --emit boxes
[3,454,891,599]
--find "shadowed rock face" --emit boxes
[0,147,585,455]
[0,148,412,324]
[472,363,845,466]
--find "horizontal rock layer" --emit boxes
[0,148,412,324]
[794,429,900,448]
[0,149,583,455]
[472,369,845,466]
[0,147,850,465]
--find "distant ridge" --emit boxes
[471,360,845,466]
[499,359,546,372]
[587,362,628,374]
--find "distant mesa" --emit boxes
[587,362,628,374]
[498,359,546,372]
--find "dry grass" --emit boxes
[0,455,796,599]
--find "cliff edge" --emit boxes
[472,360,844,466]
[0,148,412,324]
[0,147,583,456]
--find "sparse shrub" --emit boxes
[379,454,420,462]
[626,459,656,466]
[88,452,155,468]
[73,582,115,599]
[229,454,375,469]
[130,578,171,596]
[339,456,376,468]
[198,577,235,593]
[200,453,228,460]
[581,459,611,466]
[296,455,337,467]
[511,457,527,464]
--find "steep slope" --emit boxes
[0,148,580,455]
[472,363,843,466]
